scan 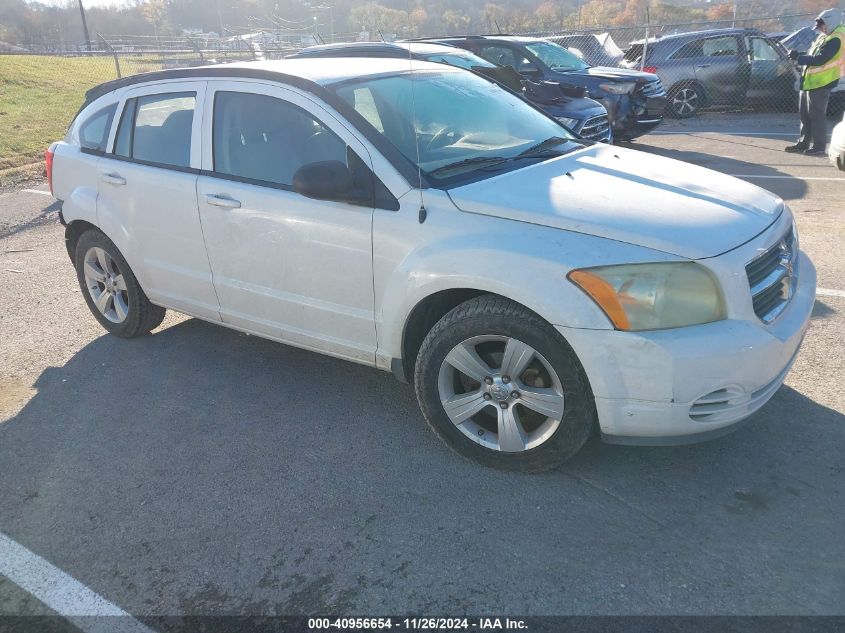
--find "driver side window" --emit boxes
[212,91,346,187]
[750,38,780,61]
[478,45,538,74]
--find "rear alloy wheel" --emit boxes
[75,229,165,337]
[668,85,702,118]
[415,296,595,472]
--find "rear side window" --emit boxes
[79,104,117,152]
[212,91,346,187]
[112,92,195,168]
[702,36,739,57]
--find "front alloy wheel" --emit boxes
[438,335,565,453]
[415,296,595,472]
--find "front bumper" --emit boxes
[600,94,665,140]
[557,251,816,444]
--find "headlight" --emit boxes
[568,262,726,331]
[598,82,636,95]
[556,116,580,130]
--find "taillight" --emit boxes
[642,66,658,74]
[45,144,56,196]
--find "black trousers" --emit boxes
[798,85,833,149]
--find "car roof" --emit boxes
[419,35,547,45]
[83,57,451,105]
[296,41,467,57]
[630,27,764,45]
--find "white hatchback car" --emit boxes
[49,59,815,471]
[830,111,845,171]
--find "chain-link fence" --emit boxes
[514,12,845,120]
[1,12,841,179]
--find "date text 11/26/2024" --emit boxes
[308,618,528,630]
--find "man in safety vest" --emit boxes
[785,8,844,156]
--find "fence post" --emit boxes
[641,8,650,72]
[98,33,121,78]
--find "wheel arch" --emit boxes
[396,289,561,384]
[64,219,99,263]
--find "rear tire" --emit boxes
[74,229,165,338]
[414,296,595,472]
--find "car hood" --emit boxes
[558,66,658,82]
[446,143,783,259]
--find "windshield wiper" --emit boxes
[428,156,510,176]
[428,144,573,178]
[518,136,571,157]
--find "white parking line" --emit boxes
[0,532,155,633]
[734,174,845,181]
[21,189,52,196]
[818,288,845,298]
[655,131,796,136]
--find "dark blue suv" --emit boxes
[420,35,667,140]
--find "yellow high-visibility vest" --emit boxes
[803,25,845,90]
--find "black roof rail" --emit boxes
[406,35,487,42]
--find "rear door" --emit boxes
[673,35,745,104]
[96,81,220,321]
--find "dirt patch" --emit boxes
[0,376,37,421]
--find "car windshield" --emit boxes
[524,41,590,71]
[331,69,578,186]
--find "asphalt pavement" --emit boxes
[1,114,843,622]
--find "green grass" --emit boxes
[0,55,166,175]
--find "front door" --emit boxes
[196,81,378,364]
[746,36,797,103]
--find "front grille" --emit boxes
[745,226,798,323]
[637,78,666,97]
[579,114,611,141]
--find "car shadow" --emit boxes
[1,318,844,614]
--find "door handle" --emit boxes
[205,193,241,209]
[694,64,711,69]
[101,172,126,186]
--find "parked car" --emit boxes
[830,112,845,170]
[546,33,625,68]
[780,27,845,115]
[622,28,799,118]
[289,41,611,142]
[418,35,666,140]
[48,59,815,471]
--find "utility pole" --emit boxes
[77,0,91,52]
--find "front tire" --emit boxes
[414,296,595,472]
[74,229,165,337]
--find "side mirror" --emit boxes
[292,160,365,204]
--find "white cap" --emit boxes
[815,8,843,26]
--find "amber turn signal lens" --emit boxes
[568,269,631,330]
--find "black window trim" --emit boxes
[107,90,198,172]
[669,35,741,60]
[207,89,399,211]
